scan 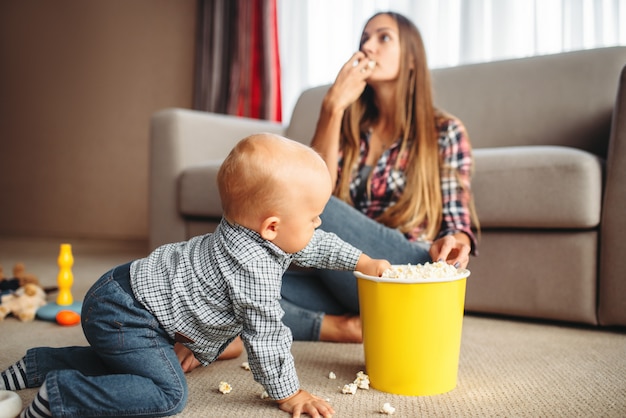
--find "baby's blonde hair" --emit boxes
[217,133,326,223]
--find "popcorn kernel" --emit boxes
[218,381,232,394]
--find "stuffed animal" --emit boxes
[0,263,48,322]
[12,262,40,286]
[0,282,48,322]
[0,262,40,290]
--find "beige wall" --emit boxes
[0,0,196,241]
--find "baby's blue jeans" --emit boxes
[22,262,187,417]
[280,196,431,341]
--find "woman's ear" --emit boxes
[259,216,280,241]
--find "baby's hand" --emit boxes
[374,259,392,276]
[356,254,391,277]
[276,389,334,418]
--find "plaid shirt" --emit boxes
[130,218,361,400]
[339,116,477,248]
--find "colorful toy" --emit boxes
[56,243,74,306]
[56,309,81,326]
[36,243,83,321]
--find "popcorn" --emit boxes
[341,383,358,395]
[341,371,370,394]
[354,371,370,390]
[382,261,459,280]
[241,361,250,371]
[352,59,376,70]
[328,371,337,379]
[218,381,232,394]
[380,402,396,415]
[260,390,269,399]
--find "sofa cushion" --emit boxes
[473,146,602,228]
[178,146,603,229]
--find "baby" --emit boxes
[0,133,390,418]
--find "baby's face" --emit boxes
[270,168,331,254]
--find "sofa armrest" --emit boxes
[149,108,285,249]
[178,161,223,217]
[598,65,626,326]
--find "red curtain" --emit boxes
[194,0,282,122]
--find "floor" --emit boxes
[0,235,149,297]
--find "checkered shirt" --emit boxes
[130,218,361,400]
[338,115,477,251]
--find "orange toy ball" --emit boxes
[56,310,81,326]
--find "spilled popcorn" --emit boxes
[218,381,232,394]
[241,361,251,371]
[341,371,370,394]
[354,371,370,390]
[341,383,358,395]
[260,390,269,399]
[328,371,337,380]
[380,402,396,415]
[382,261,459,280]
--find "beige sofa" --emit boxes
[149,47,626,328]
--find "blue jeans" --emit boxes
[22,262,187,417]
[280,197,431,341]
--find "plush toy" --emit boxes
[12,262,40,286]
[0,282,47,321]
[0,262,40,290]
[0,263,49,322]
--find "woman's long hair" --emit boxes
[335,11,443,240]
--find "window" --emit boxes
[278,0,626,121]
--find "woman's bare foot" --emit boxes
[175,336,244,373]
[320,314,362,343]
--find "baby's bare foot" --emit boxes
[320,314,362,343]
[218,336,243,360]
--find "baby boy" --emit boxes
[0,133,390,418]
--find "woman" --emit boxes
[280,11,478,342]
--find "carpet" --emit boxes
[1,237,625,417]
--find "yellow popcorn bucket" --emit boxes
[354,268,469,396]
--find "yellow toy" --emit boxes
[36,243,83,321]
[56,243,74,306]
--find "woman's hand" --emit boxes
[324,51,375,114]
[429,233,471,269]
[276,389,335,418]
[311,51,376,184]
